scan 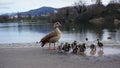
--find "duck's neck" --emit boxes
[54,27,61,34]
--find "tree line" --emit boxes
[0,12,48,23]
[49,0,120,28]
[0,0,120,26]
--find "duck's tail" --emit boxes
[39,41,45,47]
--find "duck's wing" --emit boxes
[40,31,57,47]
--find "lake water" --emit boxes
[0,23,120,43]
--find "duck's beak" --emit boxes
[58,23,62,27]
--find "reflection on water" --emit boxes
[0,23,120,43]
[89,48,104,56]
[98,49,104,56]
[76,47,120,56]
[87,47,120,56]
[90,49,96,56]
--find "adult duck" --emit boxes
[39,22,62,49]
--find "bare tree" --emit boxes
[75,0,86,6]
[74,0,87,13]
[91,0,102,5]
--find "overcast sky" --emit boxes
[0,0,110,14]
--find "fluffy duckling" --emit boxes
[90,44,96,50]
[77,44,86,52]
[85,38,89,46]
[82,43,86,50]
[71,40,77,49]
[77,44,86,55]
[71,44,74,49]
[90,44,96,55]
[62,42,71,52]
[72,45,78,54]
[97,39,103,49]
[73,40,77,45]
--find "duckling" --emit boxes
[72,45,78,54]
[82,43,86,50]
[62,42,68,51]
[77,44,86,52]
[97,39,103,49]
[85,38,89,46]
[71,44,74,49]
[89,44,96,55]
[73,40,77,46]
[71,40,77,49]
[90,44,96,50]
[62,42,71,52]
[77,44,86,55]
[67,44,71,49]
